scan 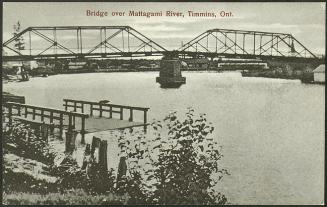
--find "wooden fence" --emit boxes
[4,102,89,141]
[3,94,25,104]
[63,99,149,129]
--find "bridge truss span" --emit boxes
[3,26,167,61]
[179,28,318,60]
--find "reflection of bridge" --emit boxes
[2,26,323,63]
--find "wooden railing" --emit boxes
[4,102,89,140]
[63,99,149,126]
[2,94,25,104]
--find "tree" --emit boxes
[13,21,25,52]
[117,108,229,205]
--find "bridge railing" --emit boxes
[63,99,149,126]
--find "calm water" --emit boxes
[4,72,324,205]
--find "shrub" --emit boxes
[50,154,116,195]
[3,123,56,164]
[117,108,229,205]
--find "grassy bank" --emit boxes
[3,190,128,205]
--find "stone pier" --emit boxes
[156,56,186,88]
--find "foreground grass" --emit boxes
[3,189,129,205]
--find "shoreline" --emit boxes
[3,69,324,86]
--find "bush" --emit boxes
[50,154,116,195]
[4,123,56,165]
[3,168,59,194]
[117,108,229,205]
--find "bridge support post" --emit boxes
[156,53,186,88]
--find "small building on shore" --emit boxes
[313,64,325,83]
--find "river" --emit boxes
[3,71,324,205]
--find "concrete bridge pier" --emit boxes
[156,53,186,88]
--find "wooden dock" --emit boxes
[4,99,150,143]
[63,99,149,133]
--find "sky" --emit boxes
[3,2,326,54]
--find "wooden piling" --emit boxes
[65,129,77,153]
[99,140,108,171]
[91,136,101,154]
[50,111,54,135]
[59,113,63,140]
[116,156,127,189]
[72,115,76,129]
[8,104,12,125]
[41,121,49,142]
[81,117,86,144]
[68,114,72,131]
[65,131,71,152]
[90,104,93,116]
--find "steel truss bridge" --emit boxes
[2,26,323,62]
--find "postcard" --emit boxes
[2,1,325,205]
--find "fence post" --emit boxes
[129,108,133,122]
[32,108,36,120]
[144,109,148,132]
[120,107,123,120]
[109,106,112,118]
[50,111,54,135]
[41,110,44,121]
[90,104,93,116]
[17,105,21,116]
[99,104,103,117]
[64,100,68,111]
[73,101,76,112]
[24,106,28,118]
[81,103,84,113]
